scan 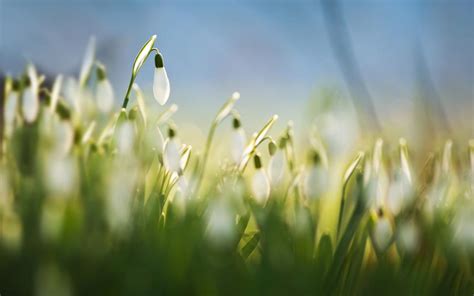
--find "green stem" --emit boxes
[194,122,217,195]
[121,79,133,109]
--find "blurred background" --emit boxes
[0,0,472,141]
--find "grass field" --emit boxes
[0,36,473,295]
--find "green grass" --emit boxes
[0,36,473,295]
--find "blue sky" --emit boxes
[0,0,472,132]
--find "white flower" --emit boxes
[386,170,413,216]
[231,127,246,164]
[206,199,235,246]
[269,150,286,185]
[303,165,328,200]
[107,167,137,232]
[372,215,393,252]
[177,175,188,194]
[153,53,170,105]
[115,122,135,155]
[163,136,181,173]
[398,221,419,253]
[96,79,114,113]
[52,117,74,156]
[252,169,270,204]
[44,155,78,197]
[22,64,40,123]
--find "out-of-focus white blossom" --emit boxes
[164,137,181,173]
[44,155,78,198]
[107,167,137,232]
[269,150,286,186]
[231,127,246,164]
[96,79,114,113]
[397,221,419,253]
[115,122,135,155]
[206,199,235,246]
[386,169,413,215]
[372,213,393,252]
[252,169,270,204]
[302,152,328,200]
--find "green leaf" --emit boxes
[343,151,365,186]
[315,233,333,275]
[337,151,365,238]
[180,145,192,172]
[132,83,147,126]
[241,232,260,260]
[156,104,178,125]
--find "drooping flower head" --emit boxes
[153,53,170,105]
[251,153,270,204]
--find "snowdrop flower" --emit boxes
[230,116,246,164]
[386,169,413,216]
[163,127,181,173]
[302,151,328,200]
[95,64,114,113]
[251,154,270,204]
[51,116,75,156]
[44,155,78,197]
[107,167,137,232]
[372,209,394,253]
[397,220,419,253]
[268,139,286,186]
[22,64,40,123]
[115,122,135,155]
[206,199,235,246]
[153,53,170,105]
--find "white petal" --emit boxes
[96,80,114,113]
[207,200,235,246]
[44,155,78,197]
[373,217,393,251]
[164,139,181,173]
[303,166,328,200]
[269,151,286,185]
[153,67,170,105]
[22,87,39,123]
[398,221,419,253]
[116,122,135,155]
[52,118,74,156]
[252,169,270,203]
[231,128,246,164]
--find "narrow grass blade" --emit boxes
[241,232,260,260]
